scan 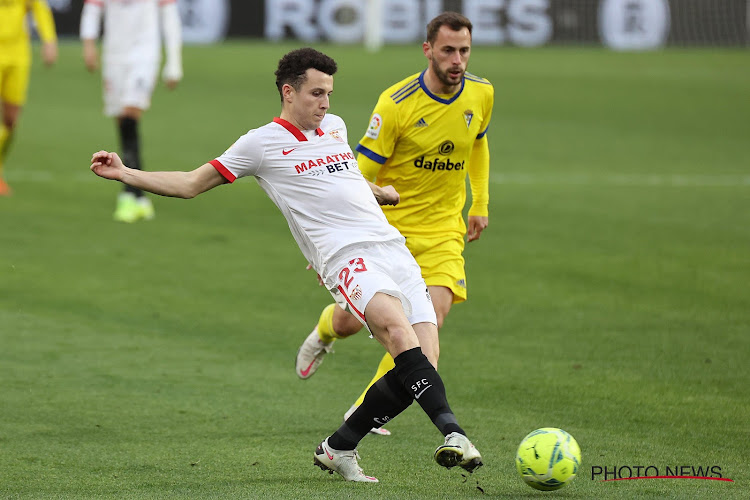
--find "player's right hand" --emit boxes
[90,151,124,181]
[306,263,324,287]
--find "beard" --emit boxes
[430,57,465,88]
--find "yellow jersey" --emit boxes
[0,0,56,64]
[356,70,493,238]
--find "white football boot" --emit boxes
[434,432,483,473]
[295,326,334,379]
[314,437,379,482]
[344,404,391,436]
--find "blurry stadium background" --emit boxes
[2,0,748,498]
[45,0,750,48]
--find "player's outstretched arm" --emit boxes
[90,151,226,199]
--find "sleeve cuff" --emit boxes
[468,204,489,217]
[355,144,387,164]
[210,159,236,183]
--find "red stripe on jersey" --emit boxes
[159,0,176,4]
[85,0,104,4]
[273,117,325,141]
[338,285,366,322]
[210,159,236,183]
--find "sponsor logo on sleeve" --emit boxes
[366,113,382,140]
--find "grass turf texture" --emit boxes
[1,42,748,498]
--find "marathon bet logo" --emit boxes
[413,140,464,172]
[592,464,733,482]
[293,152,355,174]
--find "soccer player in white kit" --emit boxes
[88,48,482,483]
[80,0,182,223]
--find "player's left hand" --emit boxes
[82,40,99,72]
[162,65,182,90]
[42,41,58,67]
[467,215,488,242]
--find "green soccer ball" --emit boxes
[515,427,581,491]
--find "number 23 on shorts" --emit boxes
[338,257,368,291]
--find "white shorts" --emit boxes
[324,240,437,333]
[102,60,159,116]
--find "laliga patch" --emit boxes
[366,113,382,139]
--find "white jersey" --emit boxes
[211,114,404,276]
[82,0,170,63]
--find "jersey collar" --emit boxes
[273,117,324,142]
[418,70,465,105]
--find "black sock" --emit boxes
[328,347,465,450]
[392,347,465,437]
[328,369,413,450]
[119,117,143,197]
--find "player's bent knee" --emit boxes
[2,104,23,127]
[332,309,363,337]
[381,324,420,356]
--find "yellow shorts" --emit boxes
[0,60,30,106]
[404,234,467,303]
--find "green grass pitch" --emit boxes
[1,41,748,498]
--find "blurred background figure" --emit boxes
[80,0,182,223]
[0,0,58,196]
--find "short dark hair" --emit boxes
[275,48,338,100]
[426,11,473,44]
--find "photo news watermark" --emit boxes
[592,465,734,482]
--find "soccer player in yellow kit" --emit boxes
[0,0,57,195]
[296,11,493,435]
